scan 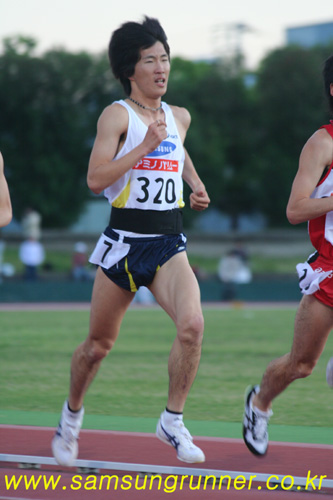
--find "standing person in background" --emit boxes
[243,54,333,457]
[71,241,94,281]
[19,207,44,280]
[21,207,42,241]
[0,152,12,227]
[19,237,45,280]
[52,16,210,467]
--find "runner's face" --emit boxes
[130,42,170,98]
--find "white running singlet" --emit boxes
[104,100,185,213]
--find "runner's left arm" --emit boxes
[170,105,210,212]
[182,149,210,212]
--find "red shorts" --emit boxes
[297,252,333,307]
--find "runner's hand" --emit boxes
[143,119,167,155]
[190,184,210,211]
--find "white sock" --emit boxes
[163,408,183,426]
[65,401,83,419]
[252,404,273,417]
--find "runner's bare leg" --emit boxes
[68,268,134,411]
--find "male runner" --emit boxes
[243,54,333,456]
[52,16,210,466]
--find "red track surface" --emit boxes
[1,425,332,499]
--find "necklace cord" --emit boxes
[128,97,162,112]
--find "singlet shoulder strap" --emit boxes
[113,99,133,113]
[161,102,175,124]
[319,120,333,139]
[317,121,333,186]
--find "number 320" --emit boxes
[136,176,176,204]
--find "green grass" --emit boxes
[3,243,306,276]
[1,306,333,428]
[188,254,307,275]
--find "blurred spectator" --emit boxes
[19,207,44,280]
[229,240,250,265]
[218,242,252,301]
[22,208,42,240]
[19,239,45,280]
[72,242,94,281]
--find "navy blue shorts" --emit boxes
[101,227,187,292]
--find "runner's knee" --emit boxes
[294,360,316,379]
[85,337,114,364]
[177,312,204,346]
[289,357,316,380]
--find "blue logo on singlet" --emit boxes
[147,141,176,157]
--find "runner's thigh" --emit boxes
[290,294,333,365]
[88,267,134,343]
[149,251,202,324]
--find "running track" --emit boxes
[0,425,332,499]
[1,302,332,498]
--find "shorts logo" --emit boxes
[146,141,176,157]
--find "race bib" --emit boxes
[89,233,130,269]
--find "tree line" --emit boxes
[0,35,332,229]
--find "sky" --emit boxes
[1,0,333,69]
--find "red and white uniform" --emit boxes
[297,121,333,306]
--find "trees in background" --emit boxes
[253,46,331,226]
[167,58,261,229]
[0,36,332,228]
[0,36,122,227]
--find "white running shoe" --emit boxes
[52,401,84,466]
[243,385,272,456]
[156,413,205,463]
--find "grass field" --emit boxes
[1,305,333,429]
[2,242,309,276]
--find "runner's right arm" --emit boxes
[287,129,333,224]
[87,104,167,194]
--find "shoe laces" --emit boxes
[173,420,195,447]
[61,414,81,444]
[252,409,272,441]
